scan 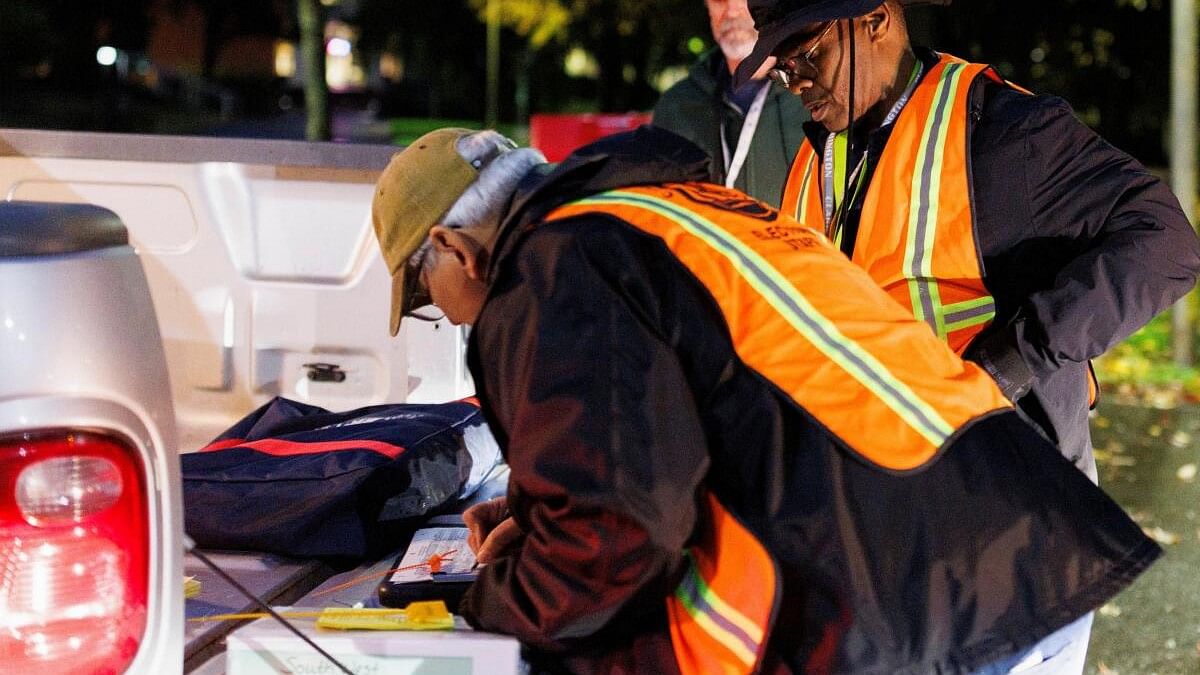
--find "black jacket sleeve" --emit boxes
[971,90,1200,385]
[459,221,711,653]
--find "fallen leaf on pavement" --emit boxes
[1143,526,1181,545]
[1179,463,1198,482]
[1146,389,1179,409]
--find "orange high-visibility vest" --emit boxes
[669,492,780,675]
[782,53,1010,355]
[544,182,1010,674]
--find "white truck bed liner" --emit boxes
[1,129,474,453]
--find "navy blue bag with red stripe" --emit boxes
[182,397,501,559]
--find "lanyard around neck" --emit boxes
[720,82,771,189]
[821,60,924,237]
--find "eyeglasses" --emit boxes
[402,238,444,322]
[768,21,836,89]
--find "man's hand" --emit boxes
[963,315,1035,403]
[463,496,523,563]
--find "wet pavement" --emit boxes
[1085,402,1200,674]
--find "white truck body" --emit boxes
[0,128,475,674]
[1,128,473,449]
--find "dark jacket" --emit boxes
[456,127,1158,674]
[807,48,1200,479]
[653,48,809,208]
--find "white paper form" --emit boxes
[389,527,478,584]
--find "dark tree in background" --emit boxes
[182,0,289,80]
[182,0,293,116]
[356,0,490,120]
[0,0,152,129]
[482,0,708,113]
[0,1,59,83]
[916,0,1178,166]
[297,0,330,140]
[0,0,1192,169]
[355,0,707,120]
[578,0,711,111]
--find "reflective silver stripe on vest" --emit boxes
[904,62,970,339]
[796,152,817,221]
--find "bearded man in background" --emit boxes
[653,0,809,207]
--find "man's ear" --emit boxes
[864,3,892,42]
[429,225,488,282]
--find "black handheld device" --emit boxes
[377,521,477,609]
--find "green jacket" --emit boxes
[652,48,808,208]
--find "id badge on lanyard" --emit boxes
[720,83,770,188]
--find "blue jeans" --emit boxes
[972,612,1094,675]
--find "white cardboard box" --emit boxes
[225,613,523,675]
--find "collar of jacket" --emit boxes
[485,126,714,283]
[699,47,794,114]
[678,47,764,98]
[689,47,726,97]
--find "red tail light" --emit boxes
[0,430,148,674]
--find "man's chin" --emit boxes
[808,101,833,128]
[803,101,847,132]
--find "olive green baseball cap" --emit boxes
[372,128,479,336]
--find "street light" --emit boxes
[96,46,117,67]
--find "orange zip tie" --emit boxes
[308,550,457,598]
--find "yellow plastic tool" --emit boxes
[315,601,454,631]
[190,601,455,632]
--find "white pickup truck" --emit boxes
[0,128,479,674]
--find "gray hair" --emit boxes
[442,131,547,232]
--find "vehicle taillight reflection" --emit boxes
[0,431,148,675]
[17,456,124,525]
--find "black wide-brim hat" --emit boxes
[734,0,885,88]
